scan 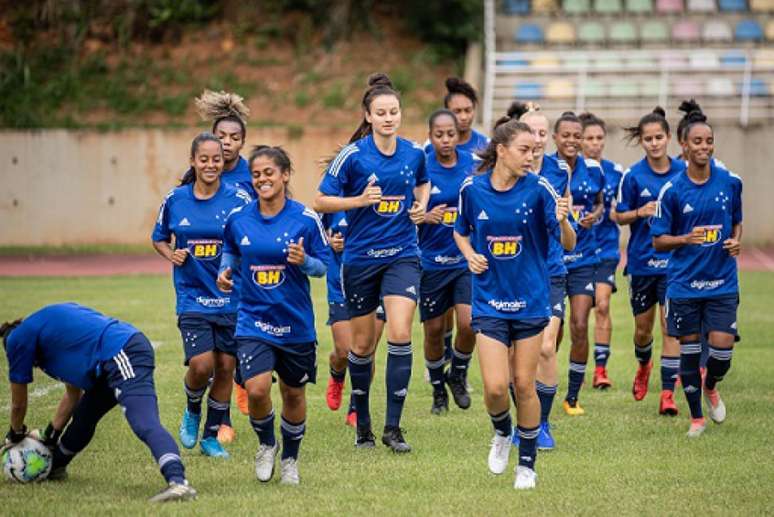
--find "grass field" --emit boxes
[1,272,773,515]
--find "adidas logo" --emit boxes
[608,275,615,282]
[339,218,348,227]
[730,321,737,329]
[352,388,366,395]
[477,210,489,220]
[640,188,652,197]
[240,236,251,246]
[299,373,309,383]
[179,217,191,226]
[683,204,694,214]
[430,185,442,195]
[393,388,408,397]
[367,173,379,183]
[406,285,417,295]
[684,385,699,394]
[553,303,562,311]
[585,283,594,291]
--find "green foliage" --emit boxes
[322,82,346,109]
[294,90,311,108]
[396,0,483,60]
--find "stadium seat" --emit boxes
[706,77,735,95]
[737,78,769,95]
[626,0,654,11]
[750,0,774,11]
[514,24,545,44]
[497,57,531,67]
[627,54,658,68]
[580,79,607,96]
[534,0,561,13]
[717,0,747,10]
[503,0,531,15]
[546,79,576,98]
[546,22,577,44]
[690,51,720,68]
[609,21,638,43]
[514,82,544,99]
[656,0,684,12]
[674,78,705,96]
[641,20,670,43]
[735,19,764,42]
[610,79,639,97]
[687,0,716,10]
[595,0,624,13]
[639,78,662,96]
[755,48,774,65]
[595,54,625,68]
[564,0,593,14]
[660,50,688,67]
[672,20,701,42]
[533,54,562,67]
[703,21,734,42]
[579,22,607,44]
[720,51,747,66]
[564,54,590,68]
[765,19,774,40]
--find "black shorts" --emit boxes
[343,257,420,318]
[628,274,667,315]
[237,337,317,388]
[566,265,596,298]
[594,259,619,292]
[666,294,740,341]
[549,275,567,320]
[472,317,549,347]
[177,312,238,365]
[419,268,471,322]
[326,302,350,325]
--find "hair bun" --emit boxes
[560,110,576,118]
[685,110,707,124]
[507,101,529,120]
[368,73,393,88]
[195,89,250,122]
[445,77,464,92]
[678,99,702,115]
[652,106,666,117]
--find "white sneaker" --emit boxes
[704,388,726,423]
[280,457,300,485]
[148,480,197,502]
[686,418,707,438]
[488,433,511,475]
[255,442,279,482]
[514,466,537,490]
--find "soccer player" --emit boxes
[652,112,742,437]
[419,109,476,414]
[424,77,490,156]
[579,112,623,389]
[453,117,574,489]
[152,133,250,457]
[217,145,329,484]
[1,303,197,502]
[616,108,686,415]
[553,112,604,416]
[314,73,430,452]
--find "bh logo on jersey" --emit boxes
[374,195,405,217]
[487,236,523,260]
[698,225,723,246]
[188,239,222,261]
[251,264,286,289]
[441,207,458,227]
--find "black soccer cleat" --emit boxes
[355,425,376,449]
[381,426,411,453]
[431,387,449,415]
[446,373,472,410]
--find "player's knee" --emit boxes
[483,380,509,404]
[595,298,610,318]
[423,318,445,342]
[513,377,536,401]
[634,326,652,344]
[246,381,271,403]
[281,387,305,410]
[571,315,588,336]
[188,355,214,382]
[540,339,556,361]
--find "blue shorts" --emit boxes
[177,312,238,365]
[101,333,157,401]
[666,294,740,340]
[594,259,619,292]
[472,317,549,347]
[550,275,567,320]
[327,302,350,325]
[376,304,386,322]
[628,274,667,315]
[566,264,596,298]
[419,268,471,322]
[237,337,317,388]
[343,257,420,318]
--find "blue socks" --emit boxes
[566,361,586,404]
[184,383,206,415]
[348,351,373,428]
[280,417,306,460]
[250,409,276,446]
[517,425,539,470]
[490,410,512,437]
[679,342,703,419]
[385,342,412,428]
[660,355,680,392]
[594,343,610,368]
[202,396,229,439]
[536,382,557,423]
[330,366,346,383]
[706,346,733,390]
[443,330,453,363]
[426,356,446,394]
[634,339,653,366]
[449,347,472,381]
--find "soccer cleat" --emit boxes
[658,390,678,416]
[148,480,197,503]
[234,382,249,416]
[431,388,449,415]
[686,417,707,438]
[537,421,555,450]
[704,388,726,423]
[280,457,300,485]
[514,466,538,490]
[200,436,230,458]
[632,361,653,401]
[254,442,279,482]
[446,373,472,409]
[217,424,236,445]
[562,399,585,416]
[326,377,344,411]
[488,433,512,475]
[355,425,376,448]
[592,366,612,389]
[47,466,68,481]
[178,408,201,449]
[381,426,411,453]
[345,410,357,427]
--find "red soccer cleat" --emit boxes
[658,389,678,416]
[326,377,344,411]
[345,410,357,427]
[234,382,249,416]
[592,366,612,389]
[632,361,653,401]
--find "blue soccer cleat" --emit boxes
[537,421,555,450]
[511,426,520,448]
[200,436,229,458]
[179,409,201,449]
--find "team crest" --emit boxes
[487,235,522,260]
[251,264,287,289]
[441,207,458,227]
[374,195,405,217]
[699,225,722,246]
[571,205,585,222]
[188,239,222,261]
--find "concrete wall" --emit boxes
[1,125,772,245]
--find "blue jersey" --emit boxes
[561,156,604,270]
[595,159,624,261]
[455,171,560,320]
[537,154,571,277]
[221,156,254,196]
[651,164,743,299]
[6,303,139,390]
[153,182,251,314]
[319,135,428,265]
[617,157,686,276]
[321,211,348,304]
[418,150,476,271]
[223,199,330,344]
[424,129,490,156]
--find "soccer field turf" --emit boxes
[1,272,772,515]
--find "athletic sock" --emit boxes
[705,346,733,391]
[679,342,703,419]
[348,393,356,414]
[449,347,472,381]
[517,425,540,470]
[699,336,710,369]
[330,366,346,383]
[425,356,446,394]
[594,343,611,368]
[183,383,206,415]
[566,361,586,404]
[385,342,412,428]
[249,409,276,446]
[490,410,512,437]
[443,330,453,363]
[536,382,558,423]
[202,396,229,439]
[634,339,653,366]
[509,383,517,407]
[348,351,373,428]
[280,417,305,460]
[222,405,232,427]
[660,355,680,392]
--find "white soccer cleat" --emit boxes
[704,388,726,423]
[686,418,707,438]
[254,443,279,482]
[148,480,197,503]
[279,457,300,485]
[514,465,538,490]
[488,433,512,475]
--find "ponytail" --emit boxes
[579,111,606,133]
[677,99,705,141]
[476,117,533,172]
[443,77,478,108]
[624,106,669,144]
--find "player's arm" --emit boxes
[408,182,430,224]
[51,384,82,432]
[555,197,577,251]
[152,240,188,266]
[7,382,28,442]
[651,186,701,251]
[723,223,743,257]
[313,182,381,213]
